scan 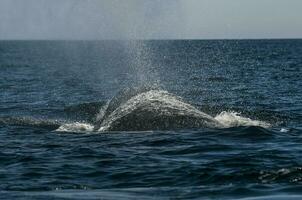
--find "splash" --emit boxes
[56,122,94,133]
[124,40,161,86]
[214,111,271,128]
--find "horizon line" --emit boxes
[0,37,302,41]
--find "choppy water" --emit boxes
[0,40,302,199]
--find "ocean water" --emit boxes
[0,40,302,199]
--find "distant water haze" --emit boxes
[0,0,302,40]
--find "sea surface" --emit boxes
[0,40,302,199]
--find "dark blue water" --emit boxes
[1,40,302,199]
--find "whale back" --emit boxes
[105,85,158,117]
[95,88,222,131]
[94,85,158,130]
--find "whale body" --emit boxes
[1,86,271,132]
[94,87,224,131]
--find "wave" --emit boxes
[259,167,302,184]
[0,116,61,129]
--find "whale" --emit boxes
[93,86,224,131]
[1,86,270,132]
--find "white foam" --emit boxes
[280,128,289,133]
[56,122,94,133]
[214,111,271,128]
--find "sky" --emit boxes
[0,0,302,40]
